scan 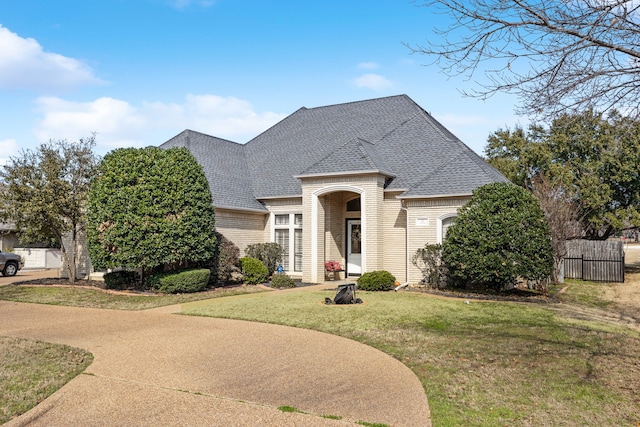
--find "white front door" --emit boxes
[347,219,362,276]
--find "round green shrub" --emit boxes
[148,268,210,293]
[239,257,269,285]
[357,270,396,291]
[270,274,296,289]
[442,182,553,291]
[104,270,139,290]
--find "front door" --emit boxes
[346,219,362,276]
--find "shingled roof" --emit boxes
[161,130,266,211]
[160,94,507,210]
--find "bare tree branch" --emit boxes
[410,0,640,120]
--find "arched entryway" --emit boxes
[309,185,366,282]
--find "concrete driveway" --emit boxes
[0,278,431,426]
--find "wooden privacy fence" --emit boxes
[564,240,625,283]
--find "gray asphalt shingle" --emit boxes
[161,130,266,211]
[160,95,506,210]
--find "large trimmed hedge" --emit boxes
[87,147,216,272]
[147,268,210,293]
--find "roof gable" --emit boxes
[299,137,394,177]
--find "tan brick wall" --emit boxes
[215,208,268,257]
[324,192,345,264]
[300,173,385,282]
[382,192,407,282]
[405,197,469,283]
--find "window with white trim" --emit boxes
[438,215,457,243]
[442,216,455,239]
[273,213,302,272]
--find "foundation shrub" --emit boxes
[104,270,139,290]
[412,243,448,288]
[212,232,241,284]
[357,270,396,291]
[239,257,269,285]
[244,243,284,275]
[270,274,296,289]
[147,268,210,293]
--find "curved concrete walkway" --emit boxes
[0,286,430,426]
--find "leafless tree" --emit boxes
[530,173,582,283]
[410,0,640,120]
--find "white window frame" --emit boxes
[270,212,302,273]
[437,213,457,244]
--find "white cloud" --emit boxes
[34,94,286,153]
[0,25,104,90]
[0,139,19,166]
[358,62,379,70]
[353,73,393,90]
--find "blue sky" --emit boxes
[0,0,526,163]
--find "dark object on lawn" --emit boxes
[326,283,363,304]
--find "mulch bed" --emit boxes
[406,286,560,304]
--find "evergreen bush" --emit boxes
[104,270,139,290]
[212,232,241,283]
[147,268,210,293]
[270,273,296,289]
[442,182,553,291]
[357,270,396,291]
[87,147,216,275]
[245,243,284,275]
[239,257,269,285]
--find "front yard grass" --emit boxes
[183,288,640,427]
[0,284,265,310]
[550,279,615,309]
[2,281,639,426]
[0,337,92,424]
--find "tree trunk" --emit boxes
[59,228,77,285]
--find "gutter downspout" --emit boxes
[400,201,408,283]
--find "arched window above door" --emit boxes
[346,197,361,212]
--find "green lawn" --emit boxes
[0,337,93,424]
[1,282,639,426]
[183,288,640,427]
[0,284,265,310]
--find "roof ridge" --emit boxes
[300,94,411,113]
[357,140,377,170]
[169,129,243,146]
[300,137,364,174]
[244,107,306,146]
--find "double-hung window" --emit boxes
[273,213,302,272]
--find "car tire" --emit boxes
[3,262,18,277]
